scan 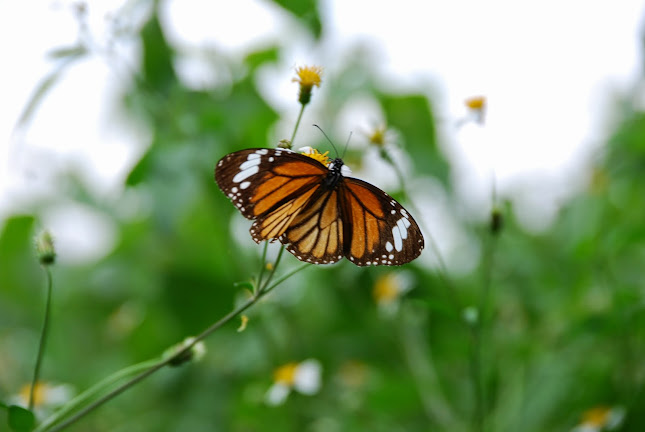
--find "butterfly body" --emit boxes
[215,148,424,266]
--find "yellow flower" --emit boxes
[14,381,73,412]
[373,271,413,316]
[465,96,486,110]
[292,65,323,105]
[464,96,486,125]
[265,359,322,406]
[299,146,331,166]
[572,405,625,432]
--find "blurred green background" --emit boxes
[2,1,645,431]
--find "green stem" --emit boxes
[30,266,53,410]
[290,104,306,146]
[256,241,270,293]
[380,148,462,313]
[34,359,159,432]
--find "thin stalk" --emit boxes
[30,267,53,410]
[35,359,159,432]
[380,148,462,313]
[290,104,306,145]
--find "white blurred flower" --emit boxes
[372,271,413,315]
[11,381,74,418]
[265,359,322,406]
[571,406,625,432]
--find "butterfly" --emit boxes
[215,148,424,266]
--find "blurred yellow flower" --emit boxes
[367,125,388,147]
[373,271,413,315]
[572,405,625,432]
[373,272,412,303]
[265,359,322,406]
[465,96,486,110]
[464,95,486,125]
[292,65,322,88]
[299,146,331,166]
[14,381,73,414]
[292,65,323,105]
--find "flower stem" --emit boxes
[34,359,159,432]
[290,104,306,146]
[29,266,53,410]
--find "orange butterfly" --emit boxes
[215,148,424,266]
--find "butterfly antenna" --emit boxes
[343,131,352,158]
[313,124,340,158]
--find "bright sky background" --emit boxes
[1,0,643,265]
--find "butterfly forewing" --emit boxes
[215,148,325,222]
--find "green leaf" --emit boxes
[8,406,35,432]
[270,0,322,38]
[379,93,450,188]
[140,6,176,92]
[244,47,279,71]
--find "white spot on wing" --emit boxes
[256,149,269,155]
[233,166,259,183]
[385,241,393,252]
[392,226,403,252]
[240,181,251,189]
[396,218,409,240]
[240,158,261,170]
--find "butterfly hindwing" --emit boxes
[280,188,345,264]
[341,178,424,266]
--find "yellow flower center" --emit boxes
[373,273,401,304]
[292,65,323,88]
[301,148,331,167]
[465,96,486,110]
[20,382,47,407]
[273,362,299,386]
[582,406,611,426]
[368,126,387,147]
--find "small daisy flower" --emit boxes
[464,96,486,125]
[265,359,322,406]
[12,381,73,417]
[372,271,413,315]
[299,146,331,166]
[292,65,322,105]
[365,125,398,149]
[572,406,625,432]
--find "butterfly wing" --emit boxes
[340,177,424,266]
[215,148,326,242]
[279,187,345,264]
